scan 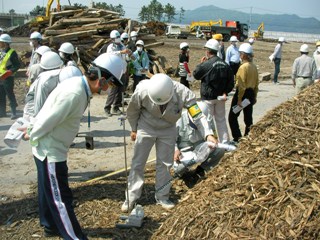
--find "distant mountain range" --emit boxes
[173,5,320,34]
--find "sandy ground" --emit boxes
[0,37,301,200]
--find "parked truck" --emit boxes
[191,20,248,41]
[165,25,188,39]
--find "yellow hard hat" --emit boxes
[213,34,223,41]
[316,41,320,47]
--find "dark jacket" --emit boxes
[193,56,234,100]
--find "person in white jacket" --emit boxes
[20,53,125,239]
[122,73,217,212]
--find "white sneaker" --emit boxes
[121,200,135,212]
[156,199,175,210]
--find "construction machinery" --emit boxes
[254,22,264,39]
[190,19,223,39]
[36,0,61,23]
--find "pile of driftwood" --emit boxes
[44,8,168,73]
[151,83,320,239]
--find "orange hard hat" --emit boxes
[213,34,223,41]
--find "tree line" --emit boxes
[29,0,184,23]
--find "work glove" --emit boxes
[0,70,13,80]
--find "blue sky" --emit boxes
[1,0,319,20]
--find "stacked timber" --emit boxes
[40,8,166,72]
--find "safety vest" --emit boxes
[0,48,15,74]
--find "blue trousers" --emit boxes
[34,156,87,240]
[273,58,281,83]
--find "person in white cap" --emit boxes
[292,44,317,93]
[121,73,216,212]
[27,45,51,85]
[271,37,286,84]
[193,39,234,143]
[28,31,42,69]
[58,42,77,67]
[178,42,192,88]
[127,30,138,52]
[228,43,259,144]
[248,38,254,45]
[132,39,149,92]
[313,41,320,58]
[225,35,240,75]
[19,53,125,239]
[174,101,225,188]
[0,33,21,119]
[104,30,131,116]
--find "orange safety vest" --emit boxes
[0,48,15,75]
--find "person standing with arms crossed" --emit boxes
[228,43,259,143]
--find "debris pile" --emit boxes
[151,83,320,239]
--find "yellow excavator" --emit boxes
[36,0,61,23]
[254,22,264,39]
[190,19,223,32]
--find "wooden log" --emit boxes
[154,60,166,73]
[145,42,164,48]
[91,38,111,50]
[59,18,106,25]
[45,23,118,36]
[45,30,96,44]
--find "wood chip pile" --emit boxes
[151,83,320,240]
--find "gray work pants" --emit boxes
[126,124,176,202]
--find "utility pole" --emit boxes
[249,6,252,30]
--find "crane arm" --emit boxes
[46,0,61,17]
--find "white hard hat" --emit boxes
[135,40,144,46]
[148,73,174,105]
[229,36,238,42]
[239,43,253,54]
[204,39,219,51]
[248,38,254,44]
[110,30,120,39]
[180,42,189,49]
[35,45,51,56]
[0,28,3,32]
[30,31,42,40]
[92,53,126,86]
[300,44,309,53]
[278,37,285,42]
[120,32,129,40]
[40,52,63,70]
[130,31,138,37]
[317,46,320,53]
[0,34,12,43]
[59,42,75,54]
[59,66,82,82]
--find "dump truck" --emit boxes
[165,25,188,39]
[192,20,248,41]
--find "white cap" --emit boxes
[0,34,12,43]
[229,36,238,42]
[30,31,42,40]
[180,42,189,49]
[300,44,309,53]
[120,32,129,40]
[204,39,219,51]
[135,40,144,46]
[40,52,63,70]
[248,38,254,44]
[148,73,174,105]
[130,31,138,37]
[59,42,75,54]
[110,30,120,39]
[59,66,82,82]
[239,43,253,54]
[278,37,285,42]
[35,45,51,56]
